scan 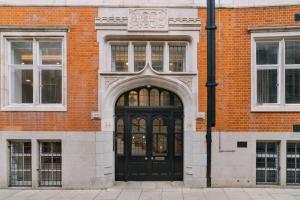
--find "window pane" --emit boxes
[111,45,128,72]
[116,119,124,155]
[128,91,138,106]
[150,89,159,106]
[256,42,278,65]
[41,70,62,104]
[151,45,164,71]
[134,45,146,71]
[257,69,277,104]
[11,69,33,103]
[160,91,170,106]
[285,41,300,64]
[11,41,33,65]
[139,89,149,106]
[39,41,62,65]
[169,45,186,72]
[285,69,300,104]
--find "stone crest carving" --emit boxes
[128,8,168,31]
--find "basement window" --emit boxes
[1,32,67,111]
[256,142,279,184]
[39,141,62,187]
[9,141,32,187]
[287,142,300,185]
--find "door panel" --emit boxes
[115,109,183,181]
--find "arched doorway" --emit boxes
[115,86,183,181]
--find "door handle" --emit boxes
[145,157,148,160]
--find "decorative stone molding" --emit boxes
[95,17,128,26]
[104,77,124,89]
[95,8,201,31]
[128,8,168,31]
[177,77,193,91]
[169,17,201,25]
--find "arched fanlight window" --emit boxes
[115,87,183,108]
[150,89,160,106]
[128,91,138,106]
[160,91,170,106]
[139,89,149,106]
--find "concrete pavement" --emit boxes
[1,182,300,200]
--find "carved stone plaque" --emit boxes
[128,8,168,31]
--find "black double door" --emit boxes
[115,109,183,181]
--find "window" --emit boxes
[9,141,32,186]
[169,44,186,72]
[256,142,279,184]
[252,34,300,111]
[1,33,66,111]
[39,141,62,187]
[287,142,300,185]
[109,41,187,73]
[111,44,128,72]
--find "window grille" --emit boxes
[39,141,62,187]
[9,141,32,186]
[287,142,300,184]
[256,142,279,184]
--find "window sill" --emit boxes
[251,105,300,112]
[0,104,67,112]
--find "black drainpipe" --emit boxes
[206,0,217,188]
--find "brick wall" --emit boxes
[0,7,100,131]
[197,6,300,132]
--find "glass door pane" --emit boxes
[152,117,168,156]
[130,117,147,156]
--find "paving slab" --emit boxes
[1,183,300,200]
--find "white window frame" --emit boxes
[251,31,300,112]
[107,40,189,73]
[0,32,67,111]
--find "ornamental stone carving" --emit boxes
[128,8,168,31]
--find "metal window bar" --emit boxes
[287,142,300,184]
[39,142,62,187]
[9,141,32,187]
[256,142,279,184]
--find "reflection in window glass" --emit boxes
[11,69,33,103]
[256,42,279,65]
[39,41,62,65]
[117,95,125,107]
[285,41,300,65]
[169,45,186,72]
[134,44,146,71]
[151,45,164,71]
[111,45,128,72]
[150,89,160,106]
[285,69,300,104]
[11,41,33,65]
[257,69,277,104]
[41,70,62,104]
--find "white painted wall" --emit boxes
[0,0,299,7]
